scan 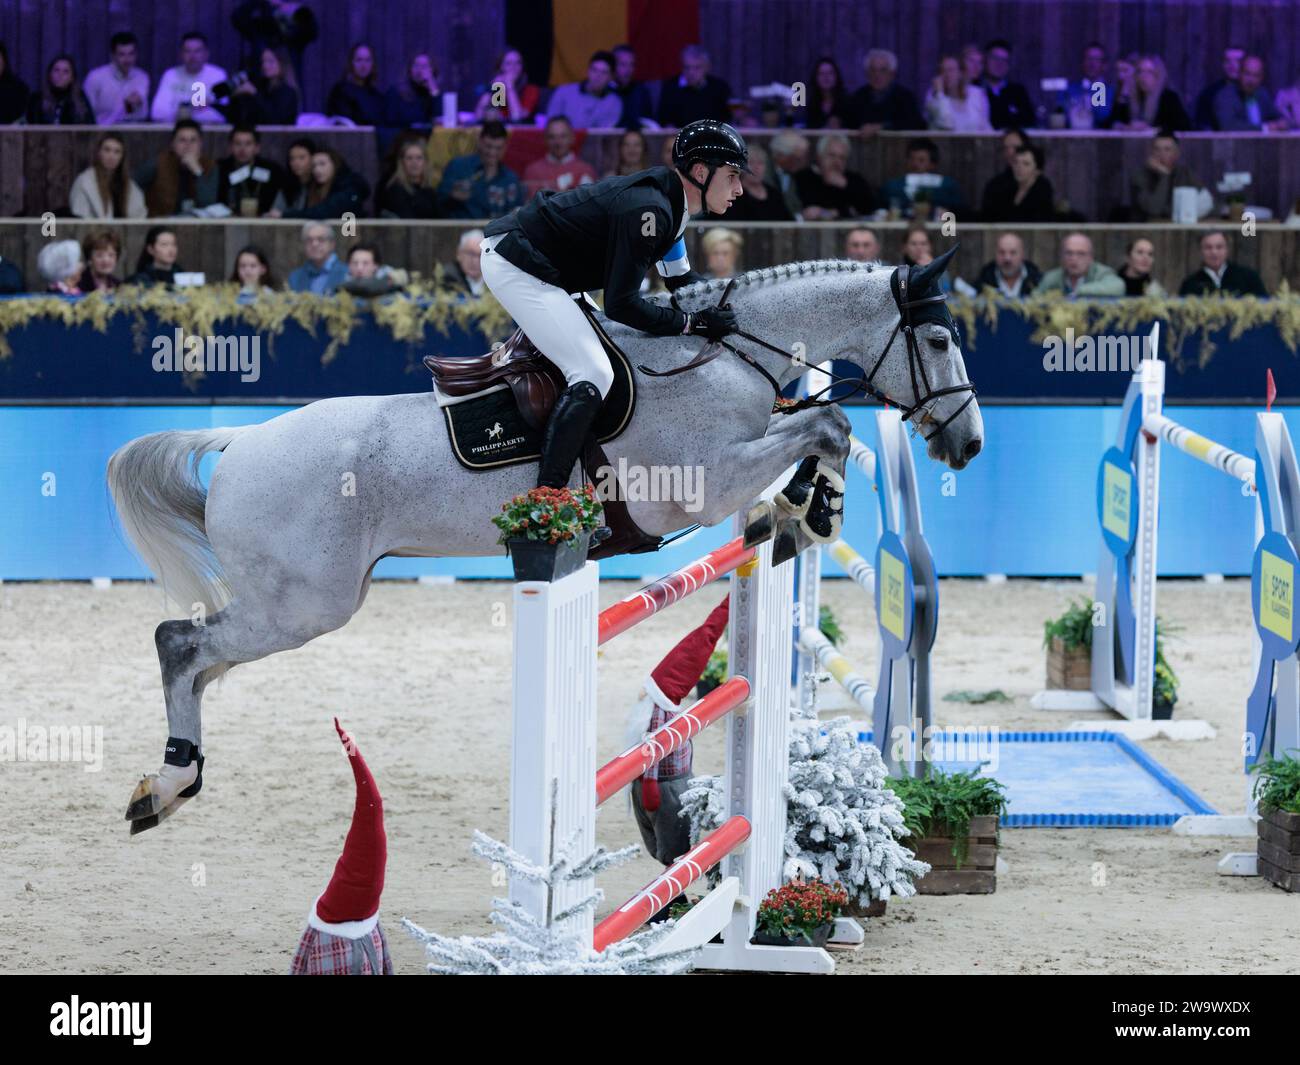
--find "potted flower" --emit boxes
[752,879,848,948]
[887,769,1008,895]
[1250,753,1300,892]
[492,484,604,582]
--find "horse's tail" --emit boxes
[107,427,249,615]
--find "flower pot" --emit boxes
[506,530,592,582]
[1257,805,1300,892]
[751,920,834,949]
[912,815,999,895]
[845,898,887,918]
[1046,636,1091,691]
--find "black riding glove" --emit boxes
[686,306,738,342]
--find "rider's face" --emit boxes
[705,165,744,214]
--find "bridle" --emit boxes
[640,266,978,442]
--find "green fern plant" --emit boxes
[1250,752,1300,814]
[886,769,1008,866]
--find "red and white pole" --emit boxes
[597,536,756,645]
[592,815,752,952]
[595,676,750,806]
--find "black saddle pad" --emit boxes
[441,311,636,471]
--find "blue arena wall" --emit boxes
[0,403,1290,581]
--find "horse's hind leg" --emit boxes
[125,581,363,834]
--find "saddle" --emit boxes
[423,298,655,559]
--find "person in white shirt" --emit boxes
[151,31,227,124]
[924,54,992,132]
[69,132,148,219]
[83,31,150,124]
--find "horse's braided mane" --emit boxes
[672,258,884,300]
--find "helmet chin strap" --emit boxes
[680,163,718,217]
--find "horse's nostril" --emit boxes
[963,437,983,460]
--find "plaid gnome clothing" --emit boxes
[290,916,393,975]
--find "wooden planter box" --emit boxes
[1046,637,1091,690]
[845,898,887,918]
[1258,805,1300,892]
[913,815,998,895]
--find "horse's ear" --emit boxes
[909,243,960,292]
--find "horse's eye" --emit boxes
[927,335,947,351]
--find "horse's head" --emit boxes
[847,247,983,470]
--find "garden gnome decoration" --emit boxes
[628,594,730,864]
[290,718,393,975]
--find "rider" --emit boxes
[480,118,747,491]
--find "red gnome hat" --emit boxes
[647,593,731,710]
[315,718,387,924]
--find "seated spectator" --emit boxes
[377,135,438,218]
[135,120,220,216]
[1038,233,1125,298]
[701,228,742,278]
[979,39,1034,130]
[523,116,597,199]
[1130,131,1203,221]
[230,244,278,296]
[979,128,1028,219]
[38,240,85,295]
[794,134,876,220]
[1276,71,1300,129]
[218,126,289,217]
[802,56,853,129]
[326,43,386,126]
[961,44,983,86]
[1116,237,1165,297]
[1212,54,1285,131]
[657,44,732,126]
[1106,55,1190,131]
[844,226,882,263]
[341,241,403,297]
[0,250,24,293]
[0,42,31,124]
[218,46,301,126]
[230,0,319,89]
[278,136,316,214]
[879,137,966,219]
[768,131,809,217]
[287,222,348,294]
[1177,231,1267,297]
[84,31,150,124]
[151,31,227,123]
[971,232,1041,298]
[126,225,182,287]
[547,51,622,128]
[606,129,649,178]
[284,147,369,219]
[1062,42,1112,129]
[1193,46,1245,129]
[899,224,966,294]
[437,121,523,219]
[725,145,793,222]
[473,47,540,125]
[26,55,95,124]
[70,133,148,219]
[612,44,653,130]
[981,142,1054,223]
[385,52,439,127]
[442,229,486,296]
[845,49,924,131]
[81,230,122,292]
[924,54,991,132]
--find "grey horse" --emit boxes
[109,252,982,831]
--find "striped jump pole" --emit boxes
[798,627,875,713]
[597,536,756,645]
[1142,411,1256,487]
[848,435,877,482]
[595,676,750,805]
[593,815,752,952]
[828,539,876,597]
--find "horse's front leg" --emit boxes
[770,407,851,538]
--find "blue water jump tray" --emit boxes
[853,728,1219,827]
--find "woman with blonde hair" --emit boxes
[607,129,649,177]
[69,132,147,219]
[378,134,438,218]
[924,54,991,131]
[1107,54,1191,131]
[701,227,743,279]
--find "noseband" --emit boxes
[648,268,978,441]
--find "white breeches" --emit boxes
[479,233,615,397]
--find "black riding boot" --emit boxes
[537,381,603,489]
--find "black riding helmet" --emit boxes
[672,119,750,205]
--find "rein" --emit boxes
[639,268,978,441]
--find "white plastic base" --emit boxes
[830,917,864,946]
[1172,813,1257,837]
[1216,851,1259,876]
[1031,689,1109,712]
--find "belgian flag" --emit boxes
[506,0,701,87]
